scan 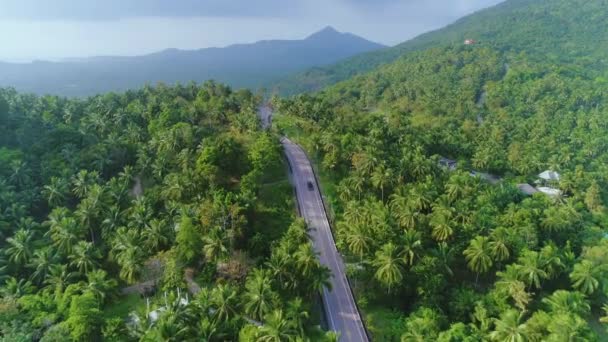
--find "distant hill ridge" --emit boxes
[0,26,385,97]
[272,0,608,95]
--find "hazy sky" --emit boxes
[0,0,505,62]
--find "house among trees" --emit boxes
[464,39,476,45]
[438,157,458,170]
[534,170,562,197]
[537,186,562,198]
[538,170,560,182]
[517,183,538,196]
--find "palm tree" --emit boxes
[401,230,422,266]
[257,309,299,342]
[570,260,600,295]
[371,164,394,201]
[72,170,99,199]
[42,177,69,207]
[307,265,332,296]
[5,229,35,266]
[76,183,105,243]
[517,250,548,290]
[600,304,608,324]
[373,242,404,292]
[286,298,309,337]
[142,219,170,252]
[463,236,493,286]
[343,223,371,260]
[47,216,82,256]
[496,265,531,312]
[488,310,528,342]
[429,207,454,241]
[489,227,511,262]
[243,269,279,321]
[431,242,455,277]
[116,246,144,284]
[390,192,418,230]
[28,248,57,285]
[85,269,117,304]
[1,277,34,298]
[539,243,565,279]
[203,228,228,263]
[69,241,100,274]
[542,290,590,317]
[197,318,218,341]
[294,243,318,277]
[44,264,78,300]
[210,284,238,323]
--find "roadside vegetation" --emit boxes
[0,82,337,341]
[273,40,608,340]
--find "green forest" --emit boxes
[0,83,339,341]
[2,0,608,341]
[272,24,608,342]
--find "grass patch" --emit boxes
[103,293,146,319]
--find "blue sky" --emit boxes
[0,0,505,61]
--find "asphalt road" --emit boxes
[282,137,369,342]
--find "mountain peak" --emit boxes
[307,26,341,40]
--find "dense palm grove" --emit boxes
[0,83,338,341]
[273,42,608,340]
[2,0,608,341]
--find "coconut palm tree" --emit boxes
[142,219,170,252]
[47,216,83,256]
[42,177,69,207]
[286,298,309,337]
[373,242,404,292]
[257,309,299,342]
[430,206,455,241]
[539,243,565,279]
[570,260,600,295]
[72,170,99,199]
[496,265,531,312]
[307,265,332,296]
[371,164,394,202]
[116,246,144,284]
[44,264,78,300]
[69,241,100,274]
[5,229,35,266]
[401,230,422,267]
[1,277,34,298]
[294,243,318,277]
[343,223,371,260]
[390,192,419,230]
[600,304,608,324]
[203,228,229,263]
[542,290,590,317]
[431,242,455,277]
[242,269,279,321]
[210,284,238,323]
[489,227,511,262]
[463,236,493,286]
[488,309,528,342]
[85,269,117,304]
[517,250,548,290]
[28,248,57,285]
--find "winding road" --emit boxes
[282,137,369,342]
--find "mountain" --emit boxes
[273,0,608,94]
[0,26,385,97]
